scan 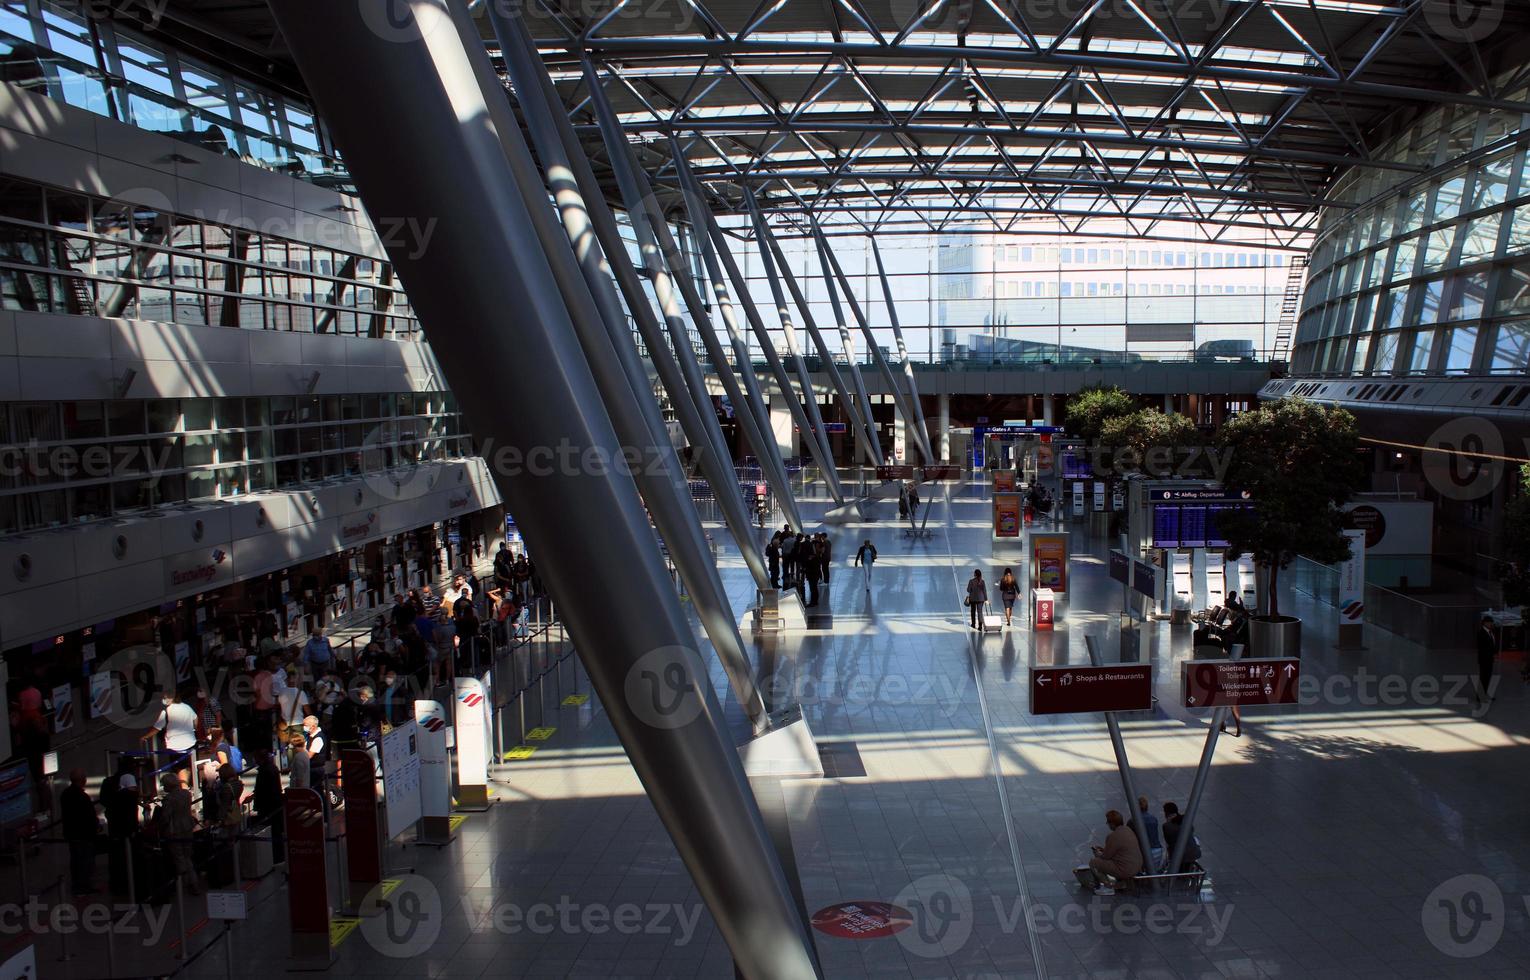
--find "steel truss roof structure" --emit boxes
[164,1,1530,242]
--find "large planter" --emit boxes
[1248,615,1302,659]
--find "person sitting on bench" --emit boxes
[1073,809,1144,895]
[1161,801,1202,873]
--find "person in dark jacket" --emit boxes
[804,540,823,607]
[966,570,988,629]
[61,768,99,895]
[252,747,284,864]
[765,532,782,589]
[103,766,142,896]
[1476,615,1499,702]
[1161,802,1202,872]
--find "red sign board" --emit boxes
[810,902,912,939]
[923,465,962,481]
[341,748,382,886]
[284,788,329,935]
[1183,658,1300,708]
[876,465,914,480]
[1030,664,1153,715]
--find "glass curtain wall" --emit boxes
[1293,68,1530,378]
[714,217,1300,363]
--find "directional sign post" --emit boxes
[1183,658,1301,708]
[1030,664,1153,715]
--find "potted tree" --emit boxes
[1099,408,1205,478]
[1214,398,1365,657]
[1065,384,1137,446]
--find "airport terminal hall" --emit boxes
[2,0,1530,977]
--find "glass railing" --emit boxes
[1291,555,1340,606]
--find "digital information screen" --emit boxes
[1179,505,1208,548]
[1207,505,1232,548]
[1152,505,1181,548]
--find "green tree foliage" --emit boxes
[1502,464,1530,609]
[1214,398,1365,616]
[1065,385,1136,445]
[1098,409,1204,474]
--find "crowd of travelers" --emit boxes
[765,526,834,607]
[40,543,545,900]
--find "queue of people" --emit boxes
[53,550,543,902]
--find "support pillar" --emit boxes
[750,204,877,471]
[585,70,802,531]
[262,4,820,976]
[813,223,933,464]
[488,7,767,733]
[869,239,934,461]
[771,393,796,458]
[938,393,951,462]
[697,189,843,506]
[488,13,774,566]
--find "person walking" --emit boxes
[998,568,1020,626]
[908,483,921,522]
[804,540,823,608]
[966,569,988,629]
[818,534,832,584]
[854,539,878,592]
[766,532,782,589]
[898,484,908,522]
[61,768,99,896]
[1476,615,1499,702]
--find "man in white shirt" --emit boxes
[442,574,473,612]
[146,690,199,757]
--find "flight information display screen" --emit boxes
[1152,505,1181,548]
[1179,505,1208,548]
[1206,504,1248,548]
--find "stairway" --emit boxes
[1271,253,1309,363]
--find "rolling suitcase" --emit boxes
[980,601,1004,633]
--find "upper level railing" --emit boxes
[751,348,1284,372]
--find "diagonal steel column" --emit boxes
[481,7,767,732]
[668,143,803,522]
[811,223,934,465]
[488,23,778,557]
[263,3,819,975]
[870,239,937,460]
[669,147,773,457]
[743,194,845,503]
[809,229,883,464]
[583,62,801,532]
[750,208,877,470]
[695,190,845,509]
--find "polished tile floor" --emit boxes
[182,483,1530,978]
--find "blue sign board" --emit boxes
[1108,550,1130,585]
